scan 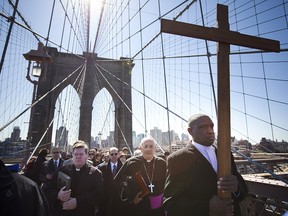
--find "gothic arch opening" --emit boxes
[52,85,80,151]
[91,88,115,149]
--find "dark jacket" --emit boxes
[47,163,104,216]
[40,157,64,185]
[0,160,51,216]
[40,157,64,213]
[24,155,47,186]
[113,155,167,216]
[163,143,247,216]
[98,159,123,216]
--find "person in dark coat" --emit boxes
[98,147,123,216]
[114,137,167,216]
[46,140,104,216]
[24,148,49,186]
[40,146,64,214]
[163,114,247,216]
[0,160,51,216]
[88,148,99,166]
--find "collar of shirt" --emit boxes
[110,162,117,169]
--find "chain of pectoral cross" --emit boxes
[142,157,155,193]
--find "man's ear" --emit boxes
[187,127,193,135]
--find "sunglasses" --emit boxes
[110,153,118,156]
[53,151,59,154]
[88,153,94,156]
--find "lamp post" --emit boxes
[23,42,52,150]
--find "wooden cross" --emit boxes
[161,4,280,199]
[148,183,155,193]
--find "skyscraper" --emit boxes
[11,126,21,142]
[55,126,68,149]
[150,127,162,146]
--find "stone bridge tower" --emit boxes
[29,46,133,151]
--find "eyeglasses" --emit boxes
[88,153,94,156]
[53,151,59,154]
[110,153,118,156]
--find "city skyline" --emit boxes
[2,124,287,147]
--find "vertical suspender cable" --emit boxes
[87,0,90,52]
[199,0,218,115]
[252,0,275,140]
[157,0,172,152]
[138,0,148,136]
[45,0,56,47]
[232,1,250,141]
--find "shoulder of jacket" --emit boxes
[167,146,199,169]
[59,164,72,173]
[168,145,193,160]
[89,165,102,175]
[154,156,167,164]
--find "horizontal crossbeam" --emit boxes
[161,19,280,53]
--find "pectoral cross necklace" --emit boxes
[142,157,155,193]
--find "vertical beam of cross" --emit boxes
[216,4,231,198]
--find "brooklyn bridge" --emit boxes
[0,0,288,215]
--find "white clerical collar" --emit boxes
[192,142,214,151]
[75,166,83,171]
[143,156,154,163]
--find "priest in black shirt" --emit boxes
[46,140,103,216]
[113,137,166,216]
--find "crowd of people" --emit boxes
[0,114,248,216]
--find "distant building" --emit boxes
[90,136,98,149]
[273,140,288,152]
[150,127,162,145]
[135,133,145,148]
[235,139,252,150]
[162,130,177,146]
[11,126,21,142]
[181,133,189,142]
[0,140,26,157]
[55,126,68,150]
[107,131,115,147]
[132,131,136,147]
[171,141,187,152]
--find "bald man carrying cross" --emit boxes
[162,4,280,216]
